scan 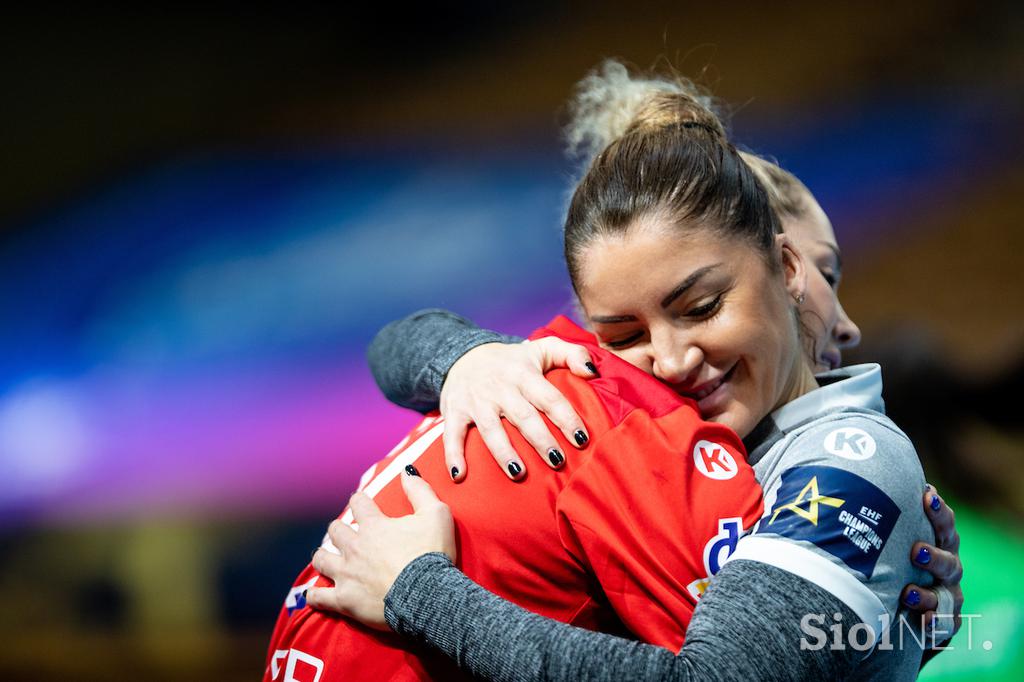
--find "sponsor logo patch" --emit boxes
[756,465,899,578]
[285,577,318,616]
[269,648,324,682]
[824,427,876,460]
[693,440,738,480]
[687,517,744,600]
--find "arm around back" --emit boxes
[367,308,521,413]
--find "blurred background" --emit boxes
[1,2,1021,680]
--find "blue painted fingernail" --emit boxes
[507,461,523,478]
[450,466,459,480]
[547,448,565,467]
[574,430,588,446]
[404,464,420,477]
[904,589,921,607]
[585,361,599,376]
[930,495,941,511]
[915,547,931,565]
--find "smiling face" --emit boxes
[783,194,862,372]
[576,217,818,438]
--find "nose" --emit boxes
[833,302,862,350]
[650,328,703,385]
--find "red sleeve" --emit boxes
[555,404,764,651]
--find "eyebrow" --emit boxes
[588,263,722,325]
[660,264,722,308]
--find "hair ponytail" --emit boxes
[565,59,724,164]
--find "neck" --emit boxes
[776,357,820,414]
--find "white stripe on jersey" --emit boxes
[725,535,888,647]
[321,420,446,555]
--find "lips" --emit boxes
[691,376,724,400]
[818,350,841,372]
[678,364,736,402]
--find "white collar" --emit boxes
[769,363,885,434]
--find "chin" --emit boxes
[707,411,742,437]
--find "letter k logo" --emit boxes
[824,427,877,461]
[693,440,738,480]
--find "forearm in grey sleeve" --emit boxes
[384,554,861,682]
[366,309,522,413]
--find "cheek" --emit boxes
[803,280,840,337]
[742,295,800,379]
[613,347,654,375]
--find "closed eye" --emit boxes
[606,331,644,349]
[686,294,722,318]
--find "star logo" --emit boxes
[769,476,844,526]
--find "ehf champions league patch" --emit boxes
[755,465,900,578]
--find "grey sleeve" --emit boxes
[750,412,934,630]
[384,553,862,682]
[366,308,523,413]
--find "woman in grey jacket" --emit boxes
[306,61,963,680]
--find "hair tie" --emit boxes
[680,120,719,136]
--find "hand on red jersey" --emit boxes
[307,472,456,630]
[441,337,597,481]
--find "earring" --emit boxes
[795,292,806,305]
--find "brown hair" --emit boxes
[563,60,781,291]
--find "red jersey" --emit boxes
[264,316,764,682]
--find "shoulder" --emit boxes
[774,410,923,491]
[751,409,929,582]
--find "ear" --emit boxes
[775,233,807,304]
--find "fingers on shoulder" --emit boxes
[400,471,448,513]
[901,582,939,612]
[923,484,959,551]
[312,547,345,579]
[554,339,597,377]
[441,419,469,481]
[521,378,587,452]
[473,409,526,479]
[305,583,355,618]
[910,541,963,583]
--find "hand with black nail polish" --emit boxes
[437,337,595,483]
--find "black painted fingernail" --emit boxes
[302,589,308,600]
[904,589,921,607]
[451,466,460,480]
[574,430,588,446]
[915,547,931,565]
[548,448,564,467]
[585,361,599,376]
[405,464,420,477]
[507,461,523,478]
[930,495,941,511]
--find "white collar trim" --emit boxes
[770,363,884,433]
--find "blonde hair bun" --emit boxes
[565,59,724,163]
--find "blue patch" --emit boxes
[287,591,307,615]
[755,465,900,578]
[285,577,318,616]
